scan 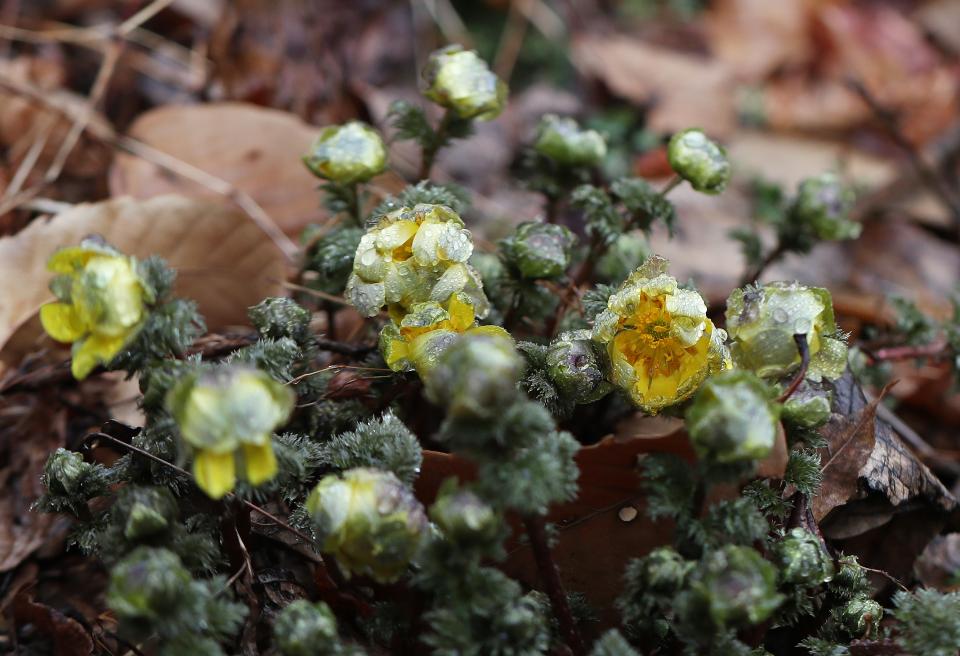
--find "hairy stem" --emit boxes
[523,515,585,656]
[419,109,454,181]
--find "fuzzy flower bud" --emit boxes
[306,468,427,582]
[534,114,607,167]
[836,595,883,638]
[679,545,783,630]
[40,238,153,380]
[625,547,694,597]
[167,366,294,499]
[499,221,577,279]
[430,484,500,546]
[725,282,848,381]
[423,45,507,120]
[667,128,730,195]
[781,387,832,429]
[773,528,834,586]
[591,256,729,413]
[685,370,779,464]
[121,487,179,541]
[274,600,340,656]
[108,547,191,621]
[303,121,387,184]
[345,203,488,319]
[423,331,523,421]
[547,329,613,404]
[42,448,98,498]
[790,173,860,242]
[379,292,509,376]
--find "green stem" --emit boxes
[660,174,683,197]
[419,109,455,181]
[348,182,363,227]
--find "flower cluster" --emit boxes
[592,256,728,413]
[40,238,154,379]
[167,365,294,499]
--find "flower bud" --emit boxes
[303,121,387,184]
[595,232,650,284]
[781,387,832,429]
[533,114,607,167]
[249,297,312,345]
[120,487,179,541]
[592,256,729,413]
[667,128,730,195]
[167,366,294,499]
[546,329,612,404]
[725,282,848,381]
[273,600,339,656]
[685,370,779,464]
[423,331,523,421]
[773,528,834,586]
[306,468,427,582]
[42,448,97,497]
[423,45,507,120]
[679,545,783,630]
[108,547,191,620]
[345,203,488,319]
[40,238,152,380]
[430,485,500,545]
[625,547,694,596]
[790,173,860,242]
[836,595,883,638]
[499,221,576,279]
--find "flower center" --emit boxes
[616,301,697,380]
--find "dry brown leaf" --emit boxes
[0,409,64,572]
[13,591,94,655]
[813,389,883,521]
[706,0,814,80]
[0,195,288,364]
[109,102,325,236]
[415,427,695,626]
[571,34,736,136]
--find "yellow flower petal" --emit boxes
[47,246,99,274]
[243,442,278,486]
[447,293,475,332]
[40,302,86,343]
[70,331,129,380]
[193,449,237,499]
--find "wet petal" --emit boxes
[243,442,278,486]
[40,302,86,343]
[193,449,237,499]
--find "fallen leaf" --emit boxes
[0,195,288,368]
[813,387,884,521]
[571,33,736,136]
[109,102,326,236]
[706,0,813,80]
[13,591,94,655]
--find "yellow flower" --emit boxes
[345,203,488,319]
[592,256,728,413]
[167,366,294,499]
[39,238,152,380]
[379,292,509,376]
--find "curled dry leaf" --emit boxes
[0,194,288,367]
[109,102,326,237]
[13,592,94,656]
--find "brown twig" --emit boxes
[868,340,948,362]
[523,515,585,656]
[847,78,960,229]
[739,241,787,288]
[778,334,810,403]
[493,0,532,84]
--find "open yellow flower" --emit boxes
[167,366,294,499]
[345,203,488,320]
[379,292,509,376]
[592,256,728,413]
[39,238,152,380]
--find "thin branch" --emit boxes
[868,340,948,362]
[739,241,786,288]
[847,78,960,229]
[523,515,585,656]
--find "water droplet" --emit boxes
[772,308,788,324]
[793,318,811,333]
